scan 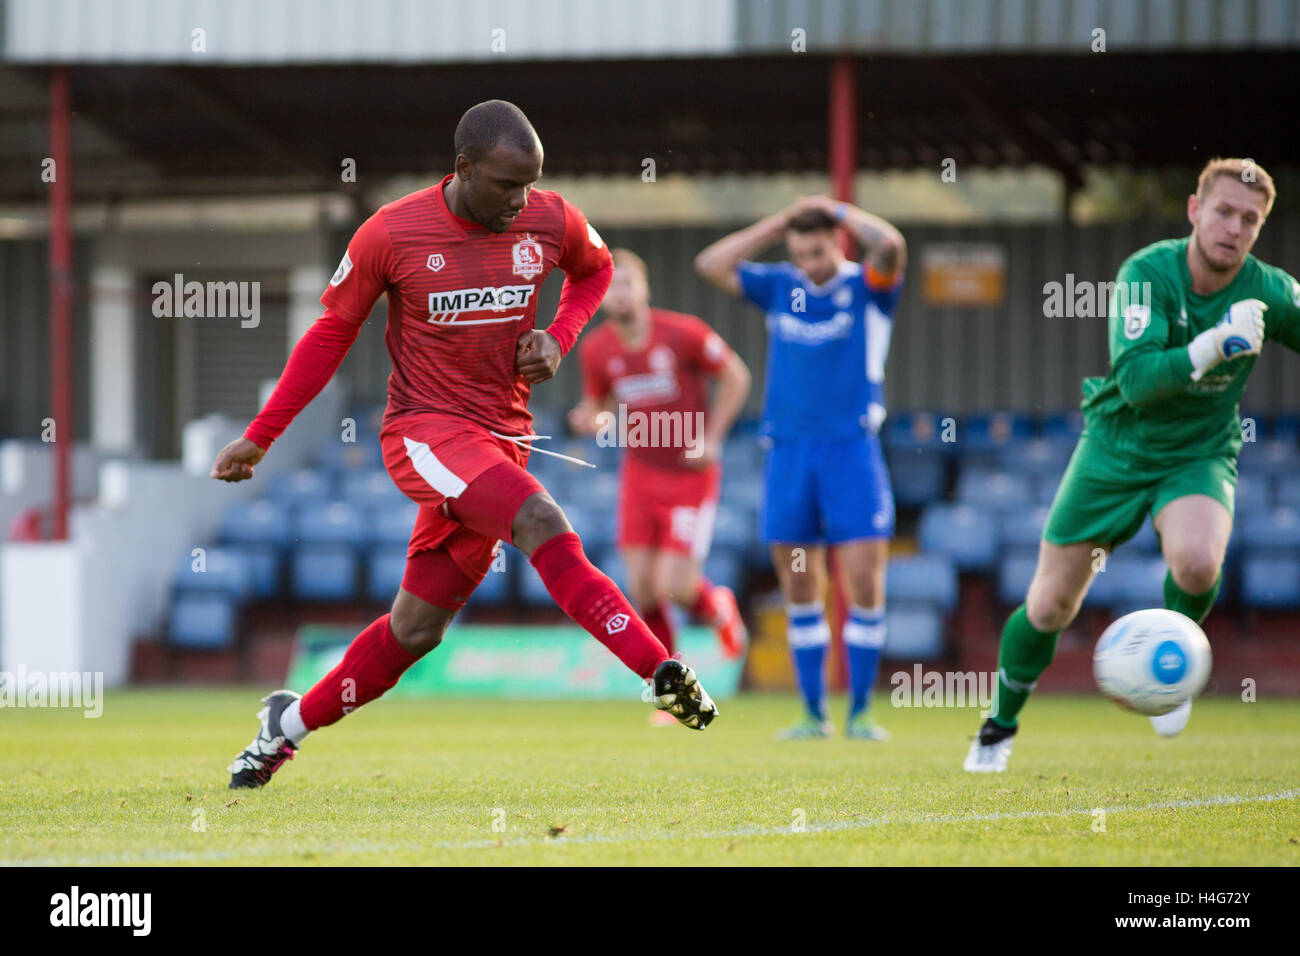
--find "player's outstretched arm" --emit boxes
[694,208,791,295]
[208,309,364,482]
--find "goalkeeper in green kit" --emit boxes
[965,158,1300,772]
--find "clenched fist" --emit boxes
[516,329,562,384]
[210,436,267,482]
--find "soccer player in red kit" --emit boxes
[213,101,717,789]
[569,249,751,683]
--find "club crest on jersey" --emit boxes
[329,252,353,287]
[1122,303,1150,340]
[512,235,544,280]
[427,253,446,272]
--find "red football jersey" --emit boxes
[322,173,610,436]
[579,308,733,470]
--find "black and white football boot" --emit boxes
[963,717,1017,773]
[652,659,718,730]
[228,690,300,789]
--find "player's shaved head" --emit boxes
[446,100,544,232]
[454,100,541,164]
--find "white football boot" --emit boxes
[963,718,1017,773]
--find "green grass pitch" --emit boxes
[2,690,1297,866]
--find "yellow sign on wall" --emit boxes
[921,243,1006,306]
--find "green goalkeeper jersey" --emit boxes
[1081,237,1300,464]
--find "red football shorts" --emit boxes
[380,411,544,609]
[617,455,721,561]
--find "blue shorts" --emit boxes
[760,434,895,545]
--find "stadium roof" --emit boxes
[6,0,1299,62]
[1,47,1296,204]
[1,1,1296,204]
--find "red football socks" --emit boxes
[299,614,416,730]
[642,603,676,657]
[690,576,719,623]
[529,532,668,679]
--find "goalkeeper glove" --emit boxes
[1188,298,1267,381]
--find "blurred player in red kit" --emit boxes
[569,249,751,707]
[213,101,718,789]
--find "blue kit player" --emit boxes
[696,196,906,739]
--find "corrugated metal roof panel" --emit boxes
[3,0,739,62]
[6,0,1298,62]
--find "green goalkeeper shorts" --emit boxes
[1042,433,1238,548]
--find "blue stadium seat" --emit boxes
[464,551,513,606]
[171,547,253,601]
[596,548,631,595]
[955,468,1032,512]
[1084,555,1167,609]
[219,499,291,551]
[721,477,763,516]
[1237,438,1300,478]
[1267,415,1300,442]
[169,592,238,649]
[1123,519,1159,555]
[290,545,359,600]
[882,604,945,659]
[267,468,334,509]
[368,502,420,546]
[995,437,1071,477]
[293,501,366,546]
[702,548,743,593]
[518,556,555,606]
[997,553,1038,605]
[1000,505,1049,552]
[315,439,381,474]
[1241,554,1300,608]
[221,544,280,598]
[887,452,947,508]
[917,504,999,572]
[1235,473,1274,515]
[960,413,1032,453]
[1041,412,1084,447]
[1273,474,1300,510]
[565,503,615,554]
[339,470,404,510]
[710,504,751,552]
[883,411,954,454]
[1240,507,1300,555]
[1035,473,1061,506]
[365,545,408,603]
[887,554,958,611]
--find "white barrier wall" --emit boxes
[0,382,343,684]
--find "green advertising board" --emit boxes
[285,624,745,700]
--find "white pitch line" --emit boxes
[5,788,1297,866]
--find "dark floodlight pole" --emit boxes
[49,67,73,541]
[829,56,857,257]
[827,56,858,689]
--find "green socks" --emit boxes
[987,572,1218,731]
[990,604,1060,730]
[1163,570,1220,625]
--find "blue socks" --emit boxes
[787,602,830,720]
[844,605,886,720]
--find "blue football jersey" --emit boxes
[737,259,902,440]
